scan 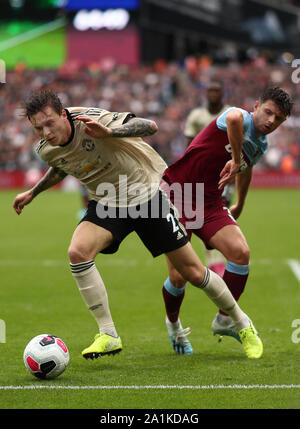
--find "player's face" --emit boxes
[252,100,287,136]
[207,87,223,104]
[30,106,71,146]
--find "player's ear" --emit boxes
[253,100,260,112]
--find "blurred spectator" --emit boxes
[0,57,299,171]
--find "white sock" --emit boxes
[218,313,232,325]
[198,268,250,330]
[70,260,118,337]
[166,316,182,332]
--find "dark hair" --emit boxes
[260,86,293,117]
[207,80,224,90]
[25,89,63,119]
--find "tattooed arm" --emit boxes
[31,167,67,197]
[75,115,158,139]
[13,167,67,215]
[110,117,158,138]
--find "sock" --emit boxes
[198,268,250,330]
[219,261,249,316]
[162,277,186,323]
[166,316,182,333]
[70,260,118,337]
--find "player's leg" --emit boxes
[206,182,235,276]
[139,190,261,358]
[166,243,262,358]
[208,224,250,341]
[68,221,122,358]
[166,243,248,326]
[163,256,187,323]
[162,257,193,354]
[209,224,250,307]
[205,248,226,277]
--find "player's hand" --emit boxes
[218,160,240,190]
[229,203,243,220]
[75,115,113,138]
[13,190,34,215]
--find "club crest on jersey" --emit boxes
[59,158,68,166]
[82,139,95,152]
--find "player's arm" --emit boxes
[75,115,158,138]
[13,167,67,215]
[110,117,158,137]
[218,109,244,190]
[31,166,67,197]
[229,166,253,220]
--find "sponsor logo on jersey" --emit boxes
[82,139,95,152]
[74,156,102,178]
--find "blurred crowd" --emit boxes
[1,56,300,173]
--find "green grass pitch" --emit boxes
[0,22,66,69]
[0,188,300,409]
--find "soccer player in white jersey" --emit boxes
[161,86,293,356]
[184,80,232,278]
[14,89,263,359]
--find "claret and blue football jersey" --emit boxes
[216,107,268,166]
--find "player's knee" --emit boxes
[169,272,186,289]
[68,245,92,264]
[230,244,250,265]
[183,266,206,287]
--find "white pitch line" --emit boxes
[287,259,300,284]
[0,384,300,390]
[0,258,286,267]
[1,259,299,274]
[0,259,137,267]
[0,18,66,52]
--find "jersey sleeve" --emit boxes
[184,109,201,138]
[34,140,49,163]
[97,111,136,128]
[216,107,251,132]
[68,107,135,129]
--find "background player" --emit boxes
[13,90,263,360]
[184,80,232,277]
[161,86,293,355]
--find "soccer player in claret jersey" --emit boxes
[14,90,263,360]
[161,86,293,356]
[184,80,232,277]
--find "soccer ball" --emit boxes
[23,334,69,379]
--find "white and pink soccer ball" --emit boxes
[23,334,69,379]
